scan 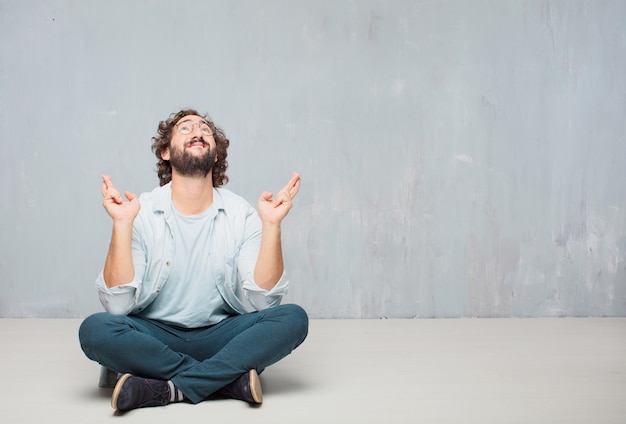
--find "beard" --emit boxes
[168,141,216,179]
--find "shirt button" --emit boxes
[166,261,171,266]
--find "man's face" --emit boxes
[163,115,217,179]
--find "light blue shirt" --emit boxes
[96,183,289,326]
[138,205,230,327]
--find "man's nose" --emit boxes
[191,124,205,137]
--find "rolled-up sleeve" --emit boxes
[95,271,140,315]
[241,270,289,309]
[95,218,147,315]
[234,205,290,311]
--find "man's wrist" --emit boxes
[261,221,282,232]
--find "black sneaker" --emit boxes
[216,370,263,404]
[111,374,171,411]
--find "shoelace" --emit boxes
[138,379,171,407]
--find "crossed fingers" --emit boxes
[101,174,123,204]
[274,172,301,206]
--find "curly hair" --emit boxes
[151,109,230,187]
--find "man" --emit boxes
[79,109,308,412]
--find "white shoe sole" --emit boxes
[249,369,263,404]
[111,373,133,410]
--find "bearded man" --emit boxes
[79,109,308,412]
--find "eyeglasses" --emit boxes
[175,120,214,136]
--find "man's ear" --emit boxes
[161,147,170,161]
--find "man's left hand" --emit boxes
[258,172,301,226]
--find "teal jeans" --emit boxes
[79,304,308,403]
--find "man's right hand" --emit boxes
[101,175,140,222]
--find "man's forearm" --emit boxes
[103,221,135,288]
[253,223,284,290]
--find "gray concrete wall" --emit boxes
[1,0,625,318]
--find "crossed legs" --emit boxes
[79,304,308,404]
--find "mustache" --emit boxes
[185,139,208,147]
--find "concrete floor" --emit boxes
[2,317,625,423]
